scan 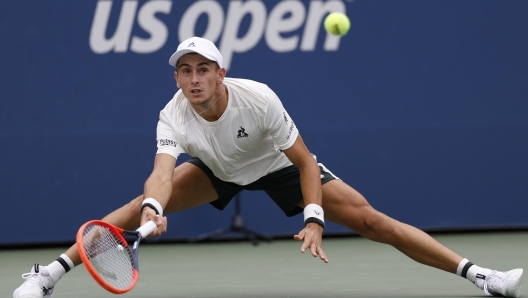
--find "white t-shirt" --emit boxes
[156,78,299,185]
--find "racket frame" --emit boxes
[76,220,145,294]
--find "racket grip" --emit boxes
[136,220,157,237]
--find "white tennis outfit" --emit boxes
[156,77,299,185]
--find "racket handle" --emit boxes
[136,220,157,237]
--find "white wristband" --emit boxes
[303,203,324,222]
[303,204,325,229]
[141,198,164,216]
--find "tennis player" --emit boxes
[14,37,523,298]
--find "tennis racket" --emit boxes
[76,220,157,294]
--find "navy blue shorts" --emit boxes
[186,157,337,217]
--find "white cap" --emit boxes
[168,37,223,68]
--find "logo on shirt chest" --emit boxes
[237,126,249,138]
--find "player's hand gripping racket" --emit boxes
[76,220,157,294]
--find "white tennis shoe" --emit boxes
[13,264,55,298]
[483,268,523,297]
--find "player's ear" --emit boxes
[217,67,226,84]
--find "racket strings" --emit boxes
[82,224,135,290]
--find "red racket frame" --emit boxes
[76,220,139,294]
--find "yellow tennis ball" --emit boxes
[324,12,350,36]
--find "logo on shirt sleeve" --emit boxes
[158,139,178,147]
[285,121,295,140]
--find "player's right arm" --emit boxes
[144,153,177,209]
[140,153,176,237]
[141,99,186,236]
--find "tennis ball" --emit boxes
[324,12,350,36]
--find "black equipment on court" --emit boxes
[189,193,272,245]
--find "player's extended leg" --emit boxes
[313,179,523,297]
[13,162,218,298]
[317,179,462,272]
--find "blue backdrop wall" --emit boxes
[1,0,527,245]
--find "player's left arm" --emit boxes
[283,134,329,263]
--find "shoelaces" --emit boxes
[483,270,504,296]
[18,270,53,297]
[20,272,41,287]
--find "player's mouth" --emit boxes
[190,89,202,95]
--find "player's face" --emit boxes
[174,54,225,107]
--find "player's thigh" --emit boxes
[297,180,370,225]
[320,180,400,241]
[163,162,219,214]
[319,180,379,229]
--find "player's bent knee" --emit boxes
[356,210,396,243]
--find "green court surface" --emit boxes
[2,231,527,297]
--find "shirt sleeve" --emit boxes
[263,86,299,150]
[156,109,186,158]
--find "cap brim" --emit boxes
[169,49,218,68]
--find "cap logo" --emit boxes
[188,42,196,47]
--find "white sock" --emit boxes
[46,254,75,284]
[456,258,493,289]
